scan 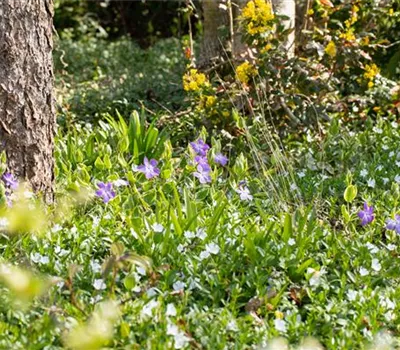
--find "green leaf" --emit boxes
[282,213,292,242]
[341,204,350,223]
[94,157,105,170]
[344,184,357,203]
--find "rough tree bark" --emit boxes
[198,0,228,68]
[0,0,56,202]
[272,0,296,57]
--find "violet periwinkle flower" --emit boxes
[358,202,374,226]
[95,182,116,203]
[193,164,211,184]
[190,139,210,157]
[236,186,253,201]
[137,157,160,180]
[194,155,211,171]
[386,215,400,234]
[214,153,228,166]
[2,173,18,190]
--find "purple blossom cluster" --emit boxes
[190,139,228,184]
[2,172,18,207]
[137,157,160,180]
[358,202,374,226]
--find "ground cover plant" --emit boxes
[0,0,400,349]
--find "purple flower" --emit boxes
[95,182,116,203]
[137,157,160,180]
[2,173,18,190]
[190,139,210,157]
[214,153,228,166]
[194,155,211,171]
[193,164,211,184]
[358,202,374,226]
[236,186,253,201]
[386,215,400,234]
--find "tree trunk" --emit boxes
[0,0,56,202]
[198,0,228,68]
[272,0,296,57]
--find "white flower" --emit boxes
[360,267,369,276]
[274,319,287,332]
[173,281,185,291]
[31,253,49,265]
[308,268,325,286]
[366,242,378,254]
[376,165,383,171]
[290,183,298,191]
[385,311,395,321]
[226,320,238,332]
[383,177,389,185]
[142,299,159,318]
[199,250,210,260]
[389,151,395,158]
[137,266,146,276]
[387,244,396,251]
[90,260,102,273]
[167,323,179,336]
[360,169,368,178]
[373,127,383,134]
[288,238,296,246]
[147,288,157,297]
[236,187,253,201]
[152,223,164,233]
[113,179,129,187]
[347,290,357,301]
[184,231,195,239]
[173,331,190,349]
[166,303,177,317]
[395,175,400,184]
[371,258,381,272]
[93,279,106,290]
[367,178,376,188]
[177,244,185,253]
[40,255,49,264]
[0,217,8,230]
[51,224,63,233]
[205,242,220,255]
[196,228,207,240]
[297,171,305,178]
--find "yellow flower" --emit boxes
[236,62,257,84]
[361,36,370,46]
[389,8,394,16]
[325,41,336,58]
[260,44,273,53]
[364,63,379,80]
[222,110,230,117]
[183,69,210,92]
[307,9,314,15]
[275,311,284,319]
[368,81,374,89]
[205,95,217,108]
[241,0,274,36]
[340,29,356,42]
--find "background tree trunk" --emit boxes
[198,0,228,68]
[272,0,296,57]
[0,0,56,202]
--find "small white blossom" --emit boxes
[383,177,389,185]
[395,175,400,183]
[366,242,379,254]
[152,223,164,233]
[173,281,185,291]
[93,279,106,290]
[166,303,177,317]
[226,320,238,332]
[297,171,305,178]
[360,169,368,178]
[147,288,157,297]
[196,228,207,240]
[288,238,296,246]
[205,242,220,255]
[177,244,185,253]
[184,231,195,239]
[367,178,376,188]
[137,266,147,276]
[360,267,369,276]
[199,250,210,260]
[142,299,159,318]
[347,290,357,301]
[90,260,102,273]
[113,179,129,187]
[0,217,8,230]
[371,258,381,272]
[51,224,63,233]
[274,319,287,333]
[387,244,396,251]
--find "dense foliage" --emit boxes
[1,0,400,349]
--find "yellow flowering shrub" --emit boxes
[241,0,274,36]
[183,69,210,92]
[324,41,336,57]
[236,62,257,84]
[364,63,379,80]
